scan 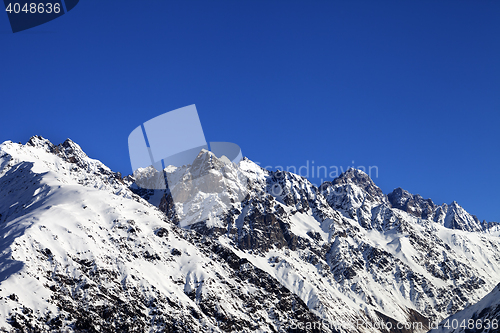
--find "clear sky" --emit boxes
[1,1,499,221]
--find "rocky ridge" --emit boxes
[0,136,499,333]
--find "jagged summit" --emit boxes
[331,167,385,200]
[26,135,93,168]
[26,135,81,153]
[26,135,54,149]
[387,187,484,232]
[330,167,371,185]
[2,136,124,194]
[319,168,389,222]
[189,148,228,177]
[388,187,437,220]
[443,201,483,232]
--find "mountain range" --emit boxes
[0,136,499,333]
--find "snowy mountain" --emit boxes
[429,283,500,333]
[387,187,485,233]
[0,136,499,332]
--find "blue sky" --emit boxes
[1,1,499,221]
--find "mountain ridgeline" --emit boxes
[0,136,499,333]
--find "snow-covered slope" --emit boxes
[132,147,500,331]
[0,136,499,333]
[0,138,329,332]
[429,283,500,333]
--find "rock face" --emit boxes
[429,283,500,333]
[332,168,387,204]
[388,187,437,220]
[387,187,484,232]
[0,136,499,333]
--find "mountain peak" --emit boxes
[26,135,55,152]
[60,138,83,152]
[332,167,385,199]
[387,188,487,232]
[333,168,372,185]
[388,187,436,219]
[25,136,86,162]
[190,149,228,176]
[444,201,482,232]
